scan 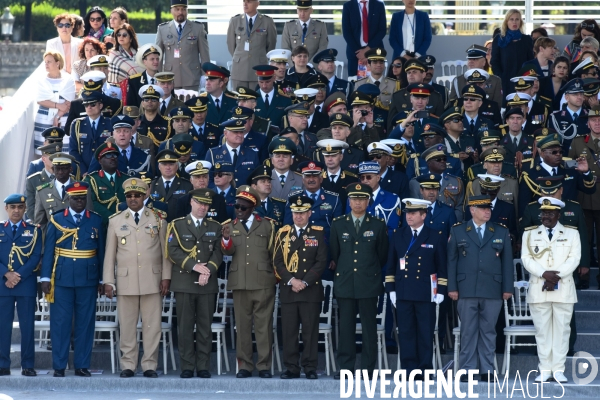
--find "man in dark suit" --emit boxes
[150,149,193,222]
[203,62,238,126]
[126,43,162,108]
[254,65,293,128]
[204,118,260,188]
[69,91,113,174]
[274,194,327,379]
[167,188,223,379]
[386,198,446,377]
[184,97,220,158]
[447,195,513,382]
[341,0,387,77]
[40,182,105,378]
[499,107,535,166]
[0,194,42,377]
[330,182,389,379]
[313,49,353,97]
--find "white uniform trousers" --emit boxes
[529,302,574,373]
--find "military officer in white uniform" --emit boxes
[281,0,328,61]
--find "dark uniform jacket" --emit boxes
[274,224,328,303]
[254,197,286,227]
[329,213,389,299]
[385,225,447,301]
[255,90,293,129]
[568,134,600,210]
[83,169,129,226]
[465,198,517,239]
[204,144,260,188]
[284,189,342,239]
[175,192,229,223]
[137,113,172,147]
[167,215,223,294]
[499,132,535,166]
[65,94,122,136]
[150,176,193,222]
[387,89,445,132]
[190,122,220,158]
[68,116,112,174]
[0,220,42,297]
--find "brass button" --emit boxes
[419,257,422,259]
[416,276,419,279]
[354,260,357,262]
[304,269,307,272]
[137,241,140,244]
[354,268,357,271]
[406,256,409,259]
[138,253,141,256]
[336,273,339,276]
[417,270,420,272]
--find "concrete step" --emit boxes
[575,306,600,330]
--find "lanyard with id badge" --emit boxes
[244,16,253,51]
[399,233,417,271]
[174,23,183,58]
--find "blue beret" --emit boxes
[4,194,26,204]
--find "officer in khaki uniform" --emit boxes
[167,188,223,379]
[26,143,60,221]
[221,185,276,378]
[353,48,400,112]
[274,194,327,379]
[226,1,277,89]
[281,0,328,61]
[103,178,171,378]
[330,182,389,379]
[155,0,210,90]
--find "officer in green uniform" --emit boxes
[83,142,129,227]
[330,182,389,379]
[26,143,61,221]
[167,188,223,379]
[519,176,586,355]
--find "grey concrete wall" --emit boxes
[137,33,573,77]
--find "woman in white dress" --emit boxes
[45,13,82,75]
[34,51,76,154]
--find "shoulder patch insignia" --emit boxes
[524,226,537,231]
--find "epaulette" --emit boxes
[88,210,101,217]
[410,153,419,159]
[323,189,339,196]
[171,216,187,223]
[52,209,66,215]
[566,199,579,204]
[288,19,295,22]
[206,122,219,127]
[158,21,168,26]
[564,225,577,230]
[86,170,100,175]
[272,197,286,203]
[279,225,292,232]
[528,201,538,205]
[344,170,358,178]
[192,20,203,24]
[224,92,238,99]
[129,72,142,79]
[386,77,398,82]
[199,92,208,97]
[333,215,345,221]
[261,14,273,19]
[37,182,52,191]
[27,171,42,180]
[311,225,323,231]
[524,226,537,231]
[452,222,463,227]
[494,222,507,229]
[221,218,232,226]
[205,217,220,225]
[355,77,367,82]
[153,209,167,219]
[109,211,123,219]
[293,170,302,176]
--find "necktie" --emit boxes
[280,174,286,186]
[330,174,337,183]
[264,93,270,109]
[316,105,321,113]
[178,23,183,36]
[134,212,139,225]
[375,80,380,87]
[548,228,553,241]
[469,119,475,133]
[361,123,367,131]
[360,0,369,43]
[456,140,461,150]
[248,17,253,32]
[310,193,317,202]
[74,213,82,225]
[232,148,238,166]
[198,126,203,137]
[215,98,221,113]
[91,121,97,135]
[476,226,483,244]
[122,149,127,160]
[298,227,305,237]
[262,200,267,211]
[60,185,65,200]
[196,220,201,230]
[219,191,225,197]
[595,138,600,150]
[109,175,114,186]
[413,229,418,239]
[427,206,433,218]
[573,112,578,122]
[408,142,415,153]
[302,23,307,42]
[355,218,361,233]
[298,134,305,154]
[242,219,249,232]
[151,78,155,84]
[12,224,17,238]
[165,180,171,193]
[552,168,557,176]
[513,137,518,147]
[160,101,166,115]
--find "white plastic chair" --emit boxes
[212,279,231,375]
[513,258,529,282]
[356,291,388,369]
[502,281,536,375]
[334,61,345,79]
[226,61,233,91]
[436,76,455,92]
[299,280,336,375]
[137,292,176,375]
[441,60,467,77]
[32,290,51,348]
[94,294,119,373]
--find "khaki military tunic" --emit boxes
[281,19,328,60]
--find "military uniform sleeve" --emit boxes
[159,217,172,280]
[207,224,223,275]
[281,23,292,51]
[34,190,47,226]
[385,230,398,293]
[266,18,277,53]
[102,217,118,286]
[226,17,236,56]
[14,225,43,281]
[198,22,210,66]
[499,228,513,294]
[25,178,37,220]
[305,229,328,285]
[446,227,459,292]
[316,22,329,55]
[41,220,59,280]
[559,229,581,277]
[576,170,596,195]
[376,221,389,268]
[221,222,236,255]
[167,222,197,273]
[329,220,340,262]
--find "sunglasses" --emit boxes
[360,175,374,181]
[392,63,403,68]
[582,22,596,30]
[544,150,562,155]
[463,97,479,102]
[369,154,383,160]
[450,118,463,123]
[432,158,447,162]
[116,33,129,38]
[89,17,103,22]
[125,193,143,198]
[143,98,158,102]
[214,172,232,178]
[234,204,250,211]
[57,23,72,28]
[84,102,98,108]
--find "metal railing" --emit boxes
[186,0,595,34]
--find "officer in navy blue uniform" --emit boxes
[229,106,269,162]
[40,182,105,377]
[234,86,282,142]
[549,78,590,155]
[136,84,172,147]
[312,48,353,97]
[519,133,595,216]
[69,91,112,174]
[0,194,42,377]
[204,118,260,188]
[285,102,320,157]
[313,113,364,174]
[316,139,359,211]
[253,65,294,129]
[460,84,495,138]
[209,161,237,220]
[411,174,457,237]
[248,165,287,226]
[284,161,342,240]
[366,142,410,199]
[386,198,447,377]
[184,96,220,157]
[27,127,66,176]
[439,107,479,172]
[155,132,200,181]
[405,123,463,179]
[202,62,238,126]
[418,55,448,107]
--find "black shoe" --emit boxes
[143,370,158,378]
[460,375,469,383]
[236,369,252,378]
[53,369,65,377]
[197,370,211,378]
[334,372,340,380]
[306,370,318,380]
[280,370,300,379]
[180,370,194,379]
[21,368,36,377]
[0,368,10,376]
[74,368,91,377]
[259,370,272,378]
[120,369,134,378]
[386,346,398,354]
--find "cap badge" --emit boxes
[336,114,342,120]
[406,200,412,206]
[483,131,489,137]
[518,78,525,85]
[147,86,156,94]
[430,174,435,179]
[308,162,315,168]
[131,179,137,185]
[473,71,481,78]
[165,154,171,159]
[376,48,382,55]
[235,120,243,126]
[485,177,491,182]
[514,94,521,101]
[296,198,302,205]
[468,86,475,93]
[492,148,498,154]
[239,88,246,94]
[543,199,551,206]
[20,196,24,202]
[99,56,106,63]
[235,107,242,115]
[74,182,80,188]
[424,124,430,131]
[542,128,548,135]
[326,144,332,151]
[179,145,186,150]
[356,184,361,190]
[215,163,221,168]
[394,144,401,150]
[126,106,131,111]
[546,180,551,185]
[177,110,183,116]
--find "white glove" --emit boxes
[434,294,444,304]
[389,292,397,308]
